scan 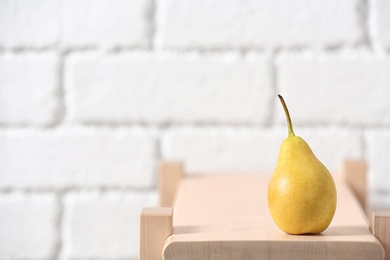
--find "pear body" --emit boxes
[268,136,337,234]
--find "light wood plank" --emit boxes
[159,161,184,207]
[140,207,173,260]
[163,174,383,259]
[371,209,390,260]
[340,160,367,212]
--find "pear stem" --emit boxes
[278,94,295,137]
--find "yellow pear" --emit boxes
[268,95,337,235]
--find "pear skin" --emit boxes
[268,95,337,235]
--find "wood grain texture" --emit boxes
[159,161,184,207]
[140,207,173,260]
[340,160,367,212]
[371,209,390,260]
[163,174,384,260]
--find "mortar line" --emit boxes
[153,131,162,189]
[0,121,388,131]
[52,191,64,260]
[267,49,280,127]
[150,0,157,51]
[358,0,373,49]
[52,52,66,127]
[0,46,385,57]
[0,186,157,194]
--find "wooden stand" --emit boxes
[371,209,390,260]
[158,161,183,207]
[140,160,390,260]
[340,160,367,212]
[139,208,173,260]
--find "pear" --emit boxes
[267,95,337,235]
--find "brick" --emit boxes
[156,0,362,49]
[0,53,59,126]
[0,192,57,259]
[162,127,362,174]
[365,129,390,199]
[0,0,59,47]
[61,191,157,259]
[370,0,390,47]
[162,127,286,173]
[62,0,151,48]
[0,127,156,188]
[65,52,272,124]
[296,128,362,173]
[276,52,390,126]
[370,193,390,209]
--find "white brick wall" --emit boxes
[276,51,390,126]
[0,127,156,189]
[0,53,59,125]
[0,0,60,48]
[0,193,58,259]
[62,0,152,49]
[1,0,390,259]
[61,191,157,259]
[162,127,286,172]
[65,52,272,124]
[156,0,362,49]
[370,0,390,48]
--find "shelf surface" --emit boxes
[163,174,384,259]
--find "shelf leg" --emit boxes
[340,160,367,212]
[370,210,390,260]
[159,161,184,207]
[139,207,173,260]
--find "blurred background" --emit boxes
[1,0,390,259]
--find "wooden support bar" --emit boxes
[370,209,390,260]
[159,161,183,207]
[139,207,173,260]
[340,160,367,212]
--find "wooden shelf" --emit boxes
[163,174,383,259]
[140,161,389,260]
